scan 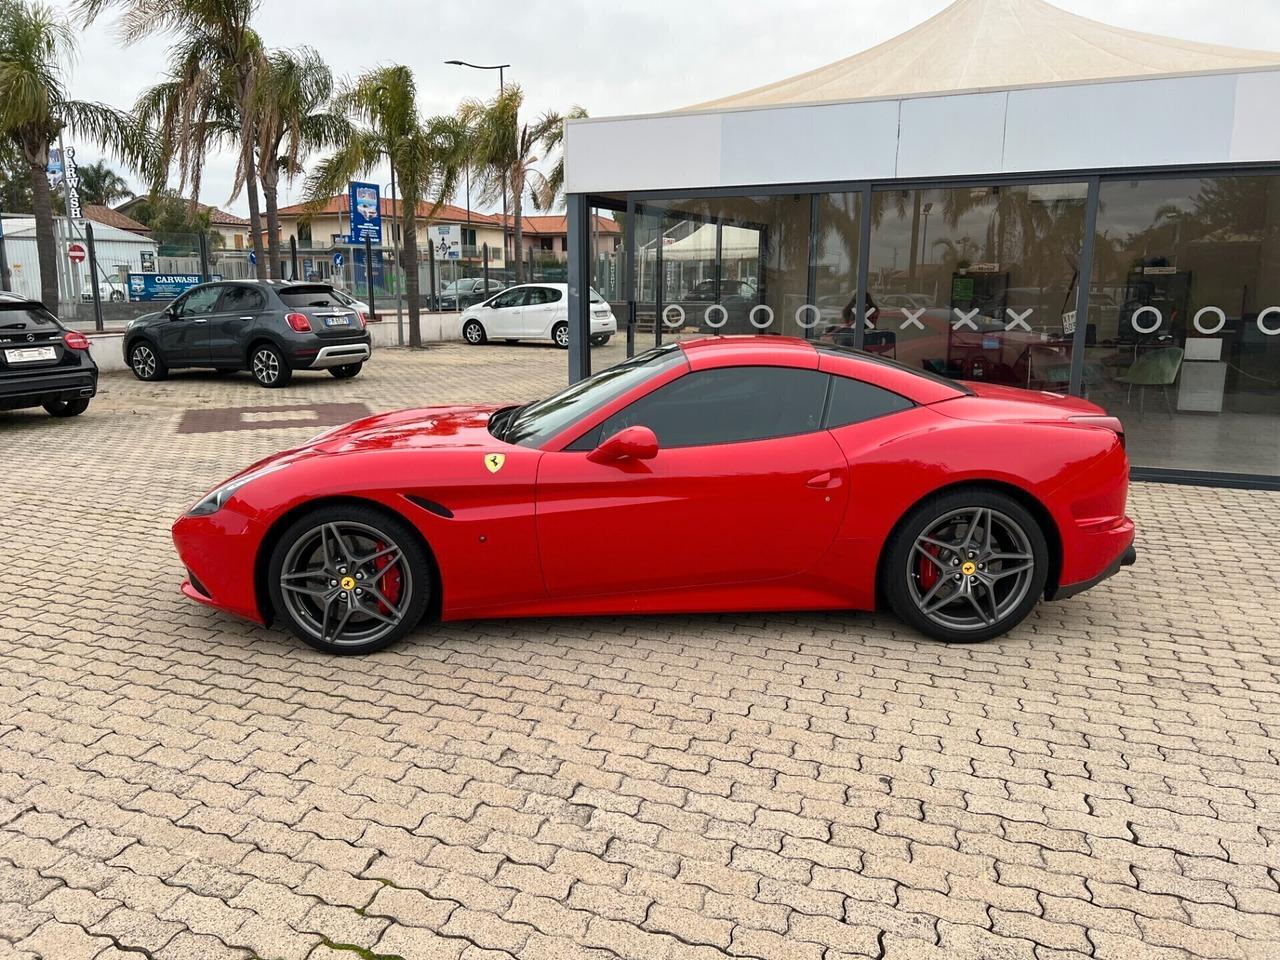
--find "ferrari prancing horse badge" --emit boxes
[485,453,506,474]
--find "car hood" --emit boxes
[306,403,505,454]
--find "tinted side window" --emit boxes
[543,287,563,303]
[178,285,223,316]
[826,374,914,428]
[219,286,265,312]
[492,289,525,308]
[525,288,551,306]
[592,367,829,449]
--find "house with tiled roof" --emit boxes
[113,197,251,250]
[273,195,508,265]
[498,213,621,263]
[83,204,151,236]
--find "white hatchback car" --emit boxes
[459,283,617,349]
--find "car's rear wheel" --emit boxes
[884,490,1048,643]
[462,319,487,345]
[267,506,432,655]
[129,341,167,381]
[590,333,611,346]
[330,362,363,380]
[43,397,90,417]
[251,343,292,388]
[552,322,569,349]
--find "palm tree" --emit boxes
[460,85,578,282]
[251,47,348,279]
[0,0,150,306]
[76,159,133,205]
[80,0,270,279]
[305,65,466,347]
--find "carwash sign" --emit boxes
[347,181,382,244]
[127,273,222,301]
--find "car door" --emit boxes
[157,284,222,365]
[535,365,850,598]
[208,284,265,366]
[521,286,561,337]
[483,287,528,337]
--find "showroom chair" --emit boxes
[1116,346,1183,416]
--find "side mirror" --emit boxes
[587,425,659,465]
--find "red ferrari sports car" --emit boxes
[173,336,1136,654]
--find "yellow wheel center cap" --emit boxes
[961,561,977,576]
[340,576,356,591]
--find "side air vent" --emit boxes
[406,495,454,519]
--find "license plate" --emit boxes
[324,316,351,327]
[5,346,56,363]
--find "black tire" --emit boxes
[883,489,1049,644]
[43,397,90,417]
[109,291,124,302]
[589,334,611,346]
[552,322,569,349]
[267,504,433,655]
[462,319,487,345]
[250,343,292,388]
[128,340,167,381]
[330,362,363,380]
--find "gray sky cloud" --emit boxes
[63,0,1280,216]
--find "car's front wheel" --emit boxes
[552,322,569,349]
[883,490,1048,643]
[43,397,90,417]
[330,362,363,380]
[267,506,433,654]
[129,341,167,381]
[251,343,292,388]
[462,319,487,345]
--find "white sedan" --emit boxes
[459,283,616,349]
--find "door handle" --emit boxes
[806,472,843,489]
[193,318,208,324]
[239,316,253,321]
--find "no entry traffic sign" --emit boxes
[67,241,87,265]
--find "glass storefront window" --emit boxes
[856,183,1087,389]
[813,192,862,347]
[1086,176,1280,476]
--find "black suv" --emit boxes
[0,296,98,417]
[123,280,372,388]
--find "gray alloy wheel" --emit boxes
[268,509,432,654]
[251,344,292,388]
[129,341,166,381]
[463,319,487,345]
[885,490,1048,643]
[552,322,570,349]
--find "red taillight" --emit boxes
[355,312,366,329]
[285,312,312,332]
[63,331,90,350]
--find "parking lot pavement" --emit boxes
[2,344,1279,960]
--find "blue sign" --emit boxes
[347,181,382,244]
[332,251,344,268]
[127,273,221,302]
[248,250,257,266]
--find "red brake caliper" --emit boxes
[918,544,940,591]
[373,540,403,613]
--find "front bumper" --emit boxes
[173,510,267,624]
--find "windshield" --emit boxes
[501,343,686,448]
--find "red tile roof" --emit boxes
[84,204,151,234]
[496,213,622,235]
[274,195,503,225]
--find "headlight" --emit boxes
[187,464,284,516]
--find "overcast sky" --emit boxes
[63,0,1280,217]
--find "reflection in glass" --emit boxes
[1086,176,1280,475]
[855,184,1087,390]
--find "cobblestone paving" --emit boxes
[2,345,1279,960]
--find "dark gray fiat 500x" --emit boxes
[123,280,372,388]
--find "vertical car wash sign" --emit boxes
[347,181,382,245]
[48,145,83,218]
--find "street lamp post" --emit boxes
[446,60,511,269]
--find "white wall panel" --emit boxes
[1230,71,1280,162]
[564,113,722,195]
[897,91,1008,179]
[1003,74,1238,174]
